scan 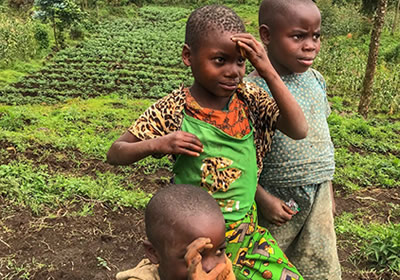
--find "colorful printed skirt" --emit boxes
[225,204,304,280]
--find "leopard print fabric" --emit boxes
[200,157,242,193]
[128,82,279,176]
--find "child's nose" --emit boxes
[202,256,219,273]
[303,39,317,51]
[225,64,241,78]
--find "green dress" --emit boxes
[174,112,304,280]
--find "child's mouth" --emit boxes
[298,58,314,67]
[219,82,237,91]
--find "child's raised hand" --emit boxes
[156,131,203,157]
[231,33,273,76]
[185,237,226,280]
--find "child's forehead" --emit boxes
[274,4,320,28]
[171,213,224,239]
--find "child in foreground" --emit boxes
[116,184,235,280]
[245,0,341,279]
[108,5,307,280]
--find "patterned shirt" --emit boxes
[246,69,335,187]
[128,82,280,176]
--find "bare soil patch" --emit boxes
[0,149,398,279]
[335,186,400,280]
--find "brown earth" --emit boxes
[0,142,399,279]
[1,183,399,280]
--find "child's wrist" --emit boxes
[148,138,161,155]
[259,68,280,83]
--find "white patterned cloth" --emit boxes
[246,69,335,188]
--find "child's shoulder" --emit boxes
[237,81,278,114]
[307,68,326,90]
[309,67,324,77]
[149,87,187,113]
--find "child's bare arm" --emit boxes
[106,131,203,165]
[231,34,308,140]
[255,184,294,226]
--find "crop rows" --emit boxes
[0,6,193,104]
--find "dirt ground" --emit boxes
[1,167,399,279]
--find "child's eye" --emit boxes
[216,247,226,256]
[238,57,246,65]
[292,35,301,40]
[313,34,321,40]
[214,57,225,64]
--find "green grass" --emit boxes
[336,212,400,274]
[0,60,44,89]
[0,95,154,158]
[0,160,152,215]
[328,111,400,191]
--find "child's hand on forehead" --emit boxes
[231,33,273,77]
[185,237,226,280]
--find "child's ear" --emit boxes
[143,240,160,265]
[182,44,191,67]
[259,24,271,46]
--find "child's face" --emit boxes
[263,3,321,75]
[157,213,227,280]
[183,29,246,110]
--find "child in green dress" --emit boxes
[108,5,307,280]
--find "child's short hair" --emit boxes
[185,5,245,50]
[145,184,222,249]
[259,0,317,27]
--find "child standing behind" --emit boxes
[246,0,341,279]
[108,5,307,280]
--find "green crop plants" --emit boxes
[0,161,152,215]
[362,223,400,273]
[1,6,194,104]
[0,14,38,67]
[328,112,400,154]
[336,212,400,274]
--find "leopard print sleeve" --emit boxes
[128,88,186,141]
[238,82,280,175]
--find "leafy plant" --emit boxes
[33,0,86,48]
[361,223,400,272]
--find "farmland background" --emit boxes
[0,0,399,279]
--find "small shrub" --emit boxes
[7,0,34,10]
[384,44,400,64]
[69,24,84,40]
[33,23,49,50]
[0,14,37,66]
[361,223,400,273]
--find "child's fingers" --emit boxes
[187,255,203,280]
[185,237,212,265]
[282,203,295,216]
[232,35,262,51]
[187,237,212,254]
[179,132,203,148]
[181,132,204,152]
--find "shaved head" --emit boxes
[145,184,223,250]
[259,0,317,28]
[185,5,245,51]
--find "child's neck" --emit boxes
[189,87,232,111]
